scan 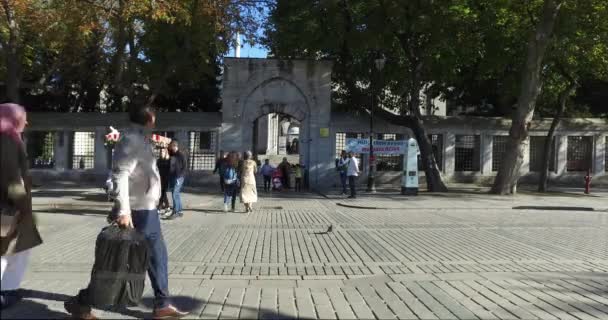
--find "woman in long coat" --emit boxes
[0,103,43,309]
[239,151,258,213]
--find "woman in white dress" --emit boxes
[239,151,258,213]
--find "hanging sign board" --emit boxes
[345,138,407,155]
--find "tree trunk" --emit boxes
[490,0,564,194]
[538,80,576,192]
[1,0,21,103]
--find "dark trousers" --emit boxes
[340,172,347,194]
[219,176,225,192]
[348,176,357,197]
[263,176,271,192]
[224,184,238,210]
[295,178,302,192]
[77,210,170,309]
[159,184,169,209]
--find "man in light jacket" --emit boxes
[347,152,360,199]
[65,106,187,320]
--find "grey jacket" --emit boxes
[110,126,161,216]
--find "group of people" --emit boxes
[336,150,360,198]
[1,104,188,318]
[215,155,304,197]
[213,150,259,213]
[156,141,187,220]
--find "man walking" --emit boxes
[213,150,226,193]
[336,150,349,195]
[260,159,274,192]
[65,106,187,319]
[347,152,359,199]
[165,140,187,220]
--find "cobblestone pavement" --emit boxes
[3,187,607,319]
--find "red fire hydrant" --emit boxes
[584,169,592,194]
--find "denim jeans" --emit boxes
[169,177,184,214]
[348,176,357,197]
[77,210,170,309]
[340,172,347,194]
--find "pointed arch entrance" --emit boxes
[221,58,333,191]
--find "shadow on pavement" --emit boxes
[512,206,595,212]
[33,208,110,216]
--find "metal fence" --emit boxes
[71,132,95,169]
[455,135,481,172]
[567,136,593,172]
[188,131,217,171]
[492,136,509,172]
[26,131,55,169]
[529,136,556,172]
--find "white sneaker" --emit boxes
[224,204,229,212]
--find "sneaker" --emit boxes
[153,305,188,319]
[163,213,179,220]
[64,298,98,320]
[223,204,229,212]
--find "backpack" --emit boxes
[224,167,237,185]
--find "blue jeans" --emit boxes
[340,172,347,194]
[78,210,170,309]
[132,210,170,309]
[224,183,237,209]
[169,177,184,214]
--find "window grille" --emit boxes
[376,133,403,172]
[529,136,556,172]
[567,136,593,172]
[455,135,481,171]
[27,131,55,169]
[605,137,607,172]
[189,131,216,171]
[72,132,95,169]
[492,136,509,172]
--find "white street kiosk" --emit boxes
[401,138,419,195]
[344,137,419,195]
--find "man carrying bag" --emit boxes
[65,106,188,320]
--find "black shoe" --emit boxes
[347,196,356,199]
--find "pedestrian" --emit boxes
[164,140,187,220]
[222,153,239,212]
[213,150,226,193]
[294,164,303,192]
[240,151,258,213]
[347,152,360,199]
[260,159,274,192]
[336,150,349,195]
[0,103,43,310]
[279,157,291,190]
[65,106,187,319]
[157,147,171,215]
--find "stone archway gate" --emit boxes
[221,58,334,191]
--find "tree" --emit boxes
[490,0,565,194]
[265,0,488,192]
[1,0,266,111]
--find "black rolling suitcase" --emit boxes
[86,224,149,308]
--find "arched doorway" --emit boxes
[221,58,333,191]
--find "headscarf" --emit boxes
[0,103,27,144]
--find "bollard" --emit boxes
[584,169,592,194]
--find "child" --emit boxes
[294,164,303,192]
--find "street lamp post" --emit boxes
[367,54,386,193]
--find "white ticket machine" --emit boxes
[401,138,419,195]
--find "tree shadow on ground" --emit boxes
[33,208,110,216]
[32,190,110,203]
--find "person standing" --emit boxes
[279,157,291,190]
[294,164,303,192]
[260,159,274,192]
[347,152,360,199]
[1,104,42,310]
[336,150,349,195]
[157,148,171,215]
[165,140,187,220]
[222,153,239,212]
[213,150,226,193]
[240,151,258,213]
[65,106,187,319]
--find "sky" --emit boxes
[226,37,269,58]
